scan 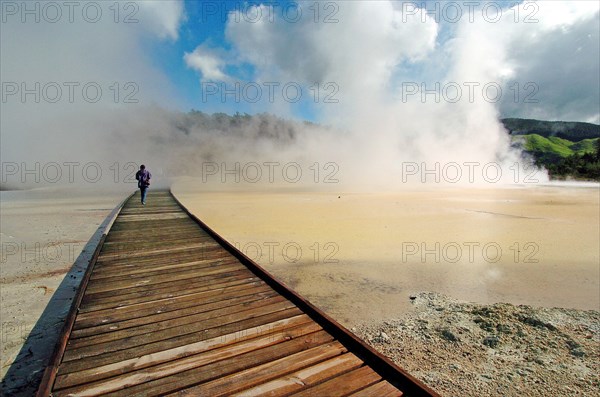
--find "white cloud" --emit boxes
[225,1,438,95]
[216,0,598,124]
[184,45,231,82]
[137,0,186,40]
[216,1,526,184]
[530,0,599,30]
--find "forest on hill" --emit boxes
[504,119,600,180]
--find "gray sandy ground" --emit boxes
[1,188,126,395]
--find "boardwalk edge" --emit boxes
[36,191,136,397]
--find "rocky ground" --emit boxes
[353,292,599,397]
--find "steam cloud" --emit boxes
[1,1,598,189]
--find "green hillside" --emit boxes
[513,134,600,180]
[504,118,600,180]
[502,118,600,141]
[517,134,596,160]
[571,139,598,153]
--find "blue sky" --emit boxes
[150,0,320,119]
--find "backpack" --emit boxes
[136,170,150,188]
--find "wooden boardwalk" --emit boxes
[38,191,438,396]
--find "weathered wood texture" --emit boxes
[39,191,438,397]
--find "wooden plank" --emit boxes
[57,307,304,375]
[171,342,349,396]
[61,302,301,365]
[118,208,182,214]
[115,213,189,221]
[79,277,267,318]
[93,249,228,271]
[229,353,365,397]
[97,242,214,258]
[108,219,193,231]
[88,257,239,283]
[56,314,314,389]
[100,236,213,253]
[99,241,215,257]
[97,242,212,260]
[82,268,259,306]
[76,289,281,339]
[54,325,329,396]
[94,252,233,276]
[106,224,201,232]
[73,282,271,330]
[63,301,294,361]
[106,222,197,230]
[112,211,185,218]
[59,314,311,378]
[347,381,404,397]
[104,229,202,240]
[82,268,252,304]
[68,293,284,346]
[81,268,254,304]
[80,273,259,312]
[106,215,189,224]
[97,329,334,397]
[101,236,220,251]
[84,263,246,294]
[288,366,382,397]
[90,252,235,280]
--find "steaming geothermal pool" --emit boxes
[172,181,599,326]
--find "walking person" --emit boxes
[135,164,151,205]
